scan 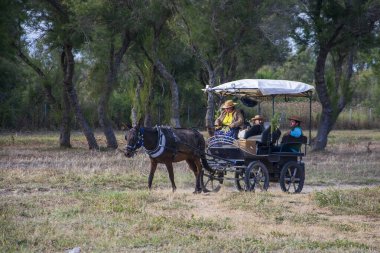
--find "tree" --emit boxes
[44,0,99,149]
[173,0,291,133]
[294,0,380,150]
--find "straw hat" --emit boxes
[288,115,302,122]
[251,115,264,121]
[221,100,237,109]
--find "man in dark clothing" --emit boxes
[244,115,265,139]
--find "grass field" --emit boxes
[1,130,380,252]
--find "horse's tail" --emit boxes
[201,156,213,172]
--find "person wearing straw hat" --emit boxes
[244,115,265,139]
[214,100,244,138]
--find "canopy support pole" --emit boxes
[272,96,275,116]
[309,94,312,146]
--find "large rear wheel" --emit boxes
[279,161,305,193]
[244,161,269,192]
[234,168,246,191]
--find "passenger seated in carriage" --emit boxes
[273,115,305,152]
[214,100,244,139]
[243,115,265,139]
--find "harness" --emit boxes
[145,127,168,158]
[127,126,179,159]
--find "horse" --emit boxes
[124,124,208,193]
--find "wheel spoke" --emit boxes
[292,182,297,192]
[292,167,298,177]
[286,182,291,191]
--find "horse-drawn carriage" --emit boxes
[124,79,313,194]
[201,79,314,193]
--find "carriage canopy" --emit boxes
[204,79,314,99]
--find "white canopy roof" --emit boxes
[204,79,314,98]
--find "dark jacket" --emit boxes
[244,124,264,139]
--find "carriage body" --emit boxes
[202,79,313,193]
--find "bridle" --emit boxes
[125,127,144,153]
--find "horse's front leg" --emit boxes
[148,160,158,190]
[165,162,177,192]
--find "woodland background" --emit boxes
[1,0,380,150]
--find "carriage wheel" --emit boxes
[200,170,222,192]
[244,161,269,192]
[234,169,246,192]
[279,161,305,193]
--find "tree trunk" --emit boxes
[97,43,118,149]
[205,67,217,136]
[15,45,72,147]
[98,31,132,149]
[312,46,332,151]
[63,44,99,150]
[144,80,154,127]
[59,86,71,148]
[155,60,181,127]
[312,45,354,150]
[131,74,143,127]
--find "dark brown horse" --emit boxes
[124,124,208,193]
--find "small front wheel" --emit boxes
[201,170,222,192]
[244,161,269,192]
[279,161,305,193]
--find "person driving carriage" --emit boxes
[244,115,265,139]
[284,115,303,138]
[277,115,305,152]
[214,100,244,139]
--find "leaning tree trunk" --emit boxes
[155,60,181,127]
[63,44,99,150]
[15,45,72,147]
[98,32,132,148]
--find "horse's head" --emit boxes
[124,125,143,158]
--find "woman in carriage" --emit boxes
[214,100,244,139]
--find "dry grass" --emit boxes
[0,130,380,252]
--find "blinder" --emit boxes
[125,127,144,153]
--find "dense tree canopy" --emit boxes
[1,0,380,150]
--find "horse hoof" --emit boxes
[203,188,211,193]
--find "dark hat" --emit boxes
[288,115,302,122]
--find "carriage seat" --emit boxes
[275,135,308,153]
[255,126,282,155]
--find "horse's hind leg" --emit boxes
[148,160,158,190]
[186,159,202,194]
[193,159,204,193]
[165,162,177,192]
